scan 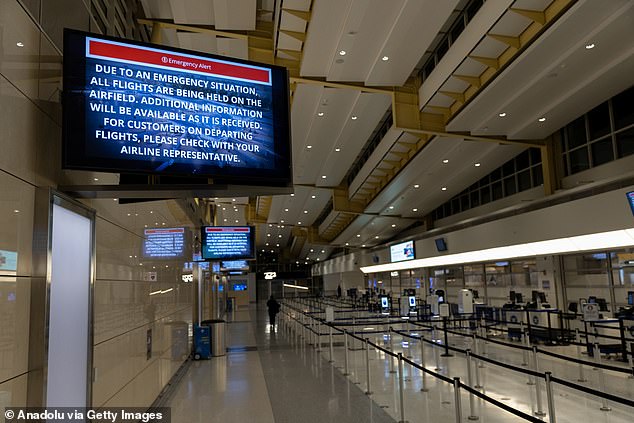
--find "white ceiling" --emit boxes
[136,0,634,263]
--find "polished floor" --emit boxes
[166,302,634,422]
[167,306,395,422]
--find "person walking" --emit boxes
[337,285,342,298]
[266,295,281,328]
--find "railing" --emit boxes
[280,297,634,423]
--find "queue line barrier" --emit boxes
[281,299,634,422]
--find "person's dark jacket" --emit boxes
[267,298,280,316]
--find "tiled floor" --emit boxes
[167,306,395,422]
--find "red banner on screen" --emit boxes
[88,39,271,84]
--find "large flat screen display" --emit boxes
[143,227,185,258]
[0,250,18,273]
[63,29,292,186]
[221,260,250,271]
[201,226,255,260]
[390,240,415,262]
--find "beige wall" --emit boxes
[0,0,194,409]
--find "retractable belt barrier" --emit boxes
[282,299,634,414]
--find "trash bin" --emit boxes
[202,319,226,357]
[193,324,211,360]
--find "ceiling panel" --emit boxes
[301,0,352,77]
[365,0,459,86]
[213,0,256,30]
[447,0,634,140]
[170,0,214,25]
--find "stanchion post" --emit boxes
[329,325,334,363]
[389,328,396,374]
[316,322,322,352]
[465,350,479,420]
[441,317,453,357]
[365,338,373,395]
[343,329,350,376]
[434,335,441,371]
[527,346,537,386]
[575,329,587,382]
[352,316,357,350]
[453,377,463,423]
[545,372,556,423]
[398,353,406,423]
[534,347,546,417]
[628,342,634,379]
[593,343,611,411]
[420,335,428,392]
[521,322,528,365]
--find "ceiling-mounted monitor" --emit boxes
[627,191,634,215]
[390,240,415,262]
[201,226,255,260]
[143,227,186,258]
[63,29,292,186]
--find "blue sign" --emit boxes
[63,30,291,186]
[221,260,249,270]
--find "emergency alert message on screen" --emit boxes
[84,38,275,170]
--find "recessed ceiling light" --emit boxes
[13,209,19,213]
[311,195,316,199]
[306,145,312,149]
[127,213,131,216]
[345,242,349,246]
[321,175,327,179]
[281,225,285,228]
[281,220,285,223]
[441,187,447,191]
[335,148,341,152]
[414,184,420,188]
[585,43,595,49]
[278,234,282,238]
[290,193,295,197]
[316,258,320,261]
[162,222,165,225]
[298,221,302,225]
[93,178,99,181]
[266,243,269,246]
[317,112,324,117]
[271,250,274,253]
[389,205,394,210]
[267,233,271,237]
[113,199,118,201]
[269,224,272,227]
[381,56,389,61]
[375,236,379,239]
[276,244,280,247]
[16,42,24,47]
[361,244,366,247]
[412,208,418,212]
[339,50,346,56]
[351,116,357,120]
[442,159,449,164]
[475,163,481,167]
[321,250,325,253]
[223,218,227,222]
[303,210,308,214]
[222,207,226,211]
[356,234,361,237]
[235,220,239,223]
[538,117,546,122]
[498,112,507,117]
[284,208,289,212]
[310,249,314,252]
[391,224,396,228]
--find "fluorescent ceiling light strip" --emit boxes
[149,290,162,296]
[360,228,634,273]
[283,283,309,290]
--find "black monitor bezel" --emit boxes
[62,29,292,187]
